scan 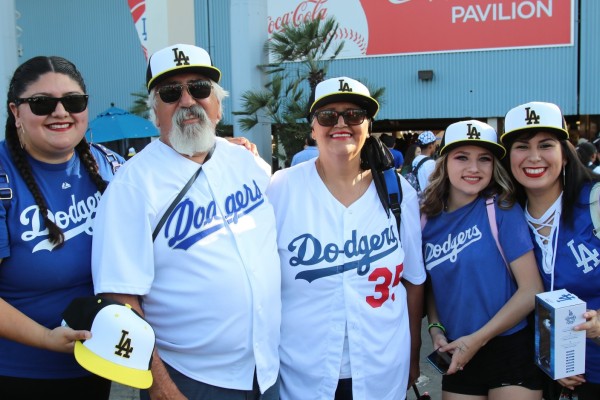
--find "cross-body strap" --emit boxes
[486,196,512,278]
[91,143,122,174]
[152,146,215,242]
[413,156,431,174]
[420,196,512,278]
[152,165,203,242]
[420,213,427,231]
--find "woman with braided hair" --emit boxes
[0,56,124,399]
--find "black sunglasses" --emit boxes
[15,94,89,116]
[314,109,367,127]
[156,81,213,103]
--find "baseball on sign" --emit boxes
[266,0,370,59]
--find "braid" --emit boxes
[75,139,108,193]
[4,56,89,248]
[6,129,65,247]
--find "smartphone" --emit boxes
[427,349,452,374]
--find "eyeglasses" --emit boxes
[156,81,213,103]
[314,109,367,127]
[14,95,89,116]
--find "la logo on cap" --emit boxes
[466,123,481,140]
[523,106,541,126]
[115,328,134,358]
[172,47,191,66]
[338,78,353,92]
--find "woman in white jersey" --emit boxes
[267,77,426,400]
[421,120,544,400]
[501,101,600,400]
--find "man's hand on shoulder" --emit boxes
[226,136,258,156]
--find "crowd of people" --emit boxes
[0,44,598,400]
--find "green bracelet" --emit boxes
[428,322,446,334]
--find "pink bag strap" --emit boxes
[486,196,512,278]
[421,197,512,279]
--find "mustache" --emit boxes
[174,104,208,128]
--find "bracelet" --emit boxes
[428,322,446,334]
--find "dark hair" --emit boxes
[379,134,395,148]
[306,135,317,147]
[576,141,597,166]
[502,132,600,225]
[5,56,107,247]
[402,144,420,173]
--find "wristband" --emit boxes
[428,322,446,334]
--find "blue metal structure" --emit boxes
[14,0,147,122]
[580,0,600,116]
[13,0,600,134]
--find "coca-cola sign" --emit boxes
[267,0,574,59]
[267,0,327,34]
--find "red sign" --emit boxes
[267,0,573,58]
[128,0,149,59]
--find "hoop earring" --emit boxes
[18,126,26,150]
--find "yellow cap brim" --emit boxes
[74,341,153,389]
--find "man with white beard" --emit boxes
[91,44,281,400]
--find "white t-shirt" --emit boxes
[412,154,436,191]
[92,138,281,393]
[267,161,426,400]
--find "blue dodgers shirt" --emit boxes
[0,141,122,378]
[422,196,533,339]
[531,183,600,383]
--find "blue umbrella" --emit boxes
[86,106,158,143]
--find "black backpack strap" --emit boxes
[91,143,122,174]
[383,168,402,239]
[413,156,432,174]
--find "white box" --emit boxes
[535,289,586,379]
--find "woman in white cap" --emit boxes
[267,77,426,400]
[421,120,544,400]
[501,101,600,400]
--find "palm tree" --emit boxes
[129,86,150,119]
[234,17,346,166]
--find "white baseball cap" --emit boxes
[146,43,221,91]
[439,120,505,159]
[502,101,569,144]
[62,296,155,389]
[309,77,379,119]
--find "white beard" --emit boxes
[169,105,216,156]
